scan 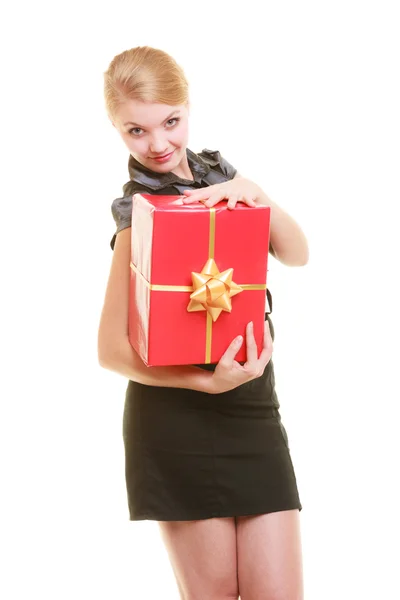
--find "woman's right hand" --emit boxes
[207,320,273,394]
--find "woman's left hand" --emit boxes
[182,177,266,209]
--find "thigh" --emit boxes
[236,509,304,600]
[158,517,239,600]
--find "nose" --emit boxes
[149,133,168,155]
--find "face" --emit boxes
[112,99,190,173]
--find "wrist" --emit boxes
[256,188,275,208]
[198,371,218,394]
[184,367,216,394]
[201,374,232,395]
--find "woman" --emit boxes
[98,45,309,599]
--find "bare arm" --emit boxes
[234,172,309,266]
[99,339,214,392]
[97,226,214,393]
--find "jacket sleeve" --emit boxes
[110,186,148,250]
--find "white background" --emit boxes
[1,1,399,598]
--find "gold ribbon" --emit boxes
[130,208,267,363]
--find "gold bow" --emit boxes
[187,258,243,322]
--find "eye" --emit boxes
[128,117,180,136]
[166,117,180,127]
[129,127,143,136]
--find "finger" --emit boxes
[182,187,217,203]
[205,192,228,207]
[182,188,209,196]
[244,321,258,365]
[181,196,201,204]
[182,196,209,204]
[219,334,244,367]
[234,195,256,208]
[258,320,274,365]
[227,195,239,210]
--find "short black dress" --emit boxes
[110,148,303,521]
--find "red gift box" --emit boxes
[128,194,271,366]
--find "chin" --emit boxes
[157,154,182,170]
[152,161,174,171]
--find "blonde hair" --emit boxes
[103,46,189,122]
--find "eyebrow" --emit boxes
[123,110,180,128]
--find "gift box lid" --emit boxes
[131,193,271,287]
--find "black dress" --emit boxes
[110,148,302,521]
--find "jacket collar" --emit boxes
[127,148,212,190]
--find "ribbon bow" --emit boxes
[187,258,243,322]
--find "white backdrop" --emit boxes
[1,1,399,598]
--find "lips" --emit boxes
[152,152,172,159]
[151,150,175,162]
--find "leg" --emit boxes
[158,517,239,600]
[236,509,304,600]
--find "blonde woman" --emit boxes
[98,45,309,600]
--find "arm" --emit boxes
[100,340,214,392]
[258,191,309,267]
[98,227,214,393]
[234,173,309,267]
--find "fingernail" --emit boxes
[235,335,243,345]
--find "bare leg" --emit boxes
[236,509,304,600]
[158,516,239,600]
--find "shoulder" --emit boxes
[110,195,133,250]
[110,184,150,250]
[111,182,150,222]
[197,148,237,179]
[111,194,132,223]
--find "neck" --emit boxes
[170,149,194,180]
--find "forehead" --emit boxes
[116,100,185,128]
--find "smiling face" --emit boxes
[112,99,191,176]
